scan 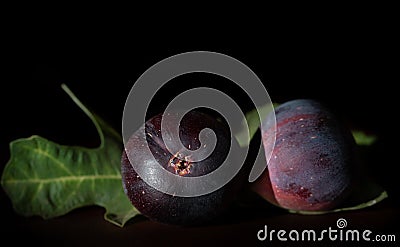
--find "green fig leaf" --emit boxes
[235,103,278,147]
[1,84,139,227]
[352,130,377,146]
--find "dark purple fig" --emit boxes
[122,110,242,225]
[253,99,356,211]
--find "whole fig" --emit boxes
[253,99,356,211]
[122,110,242,225]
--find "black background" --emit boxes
[1,18,398,246]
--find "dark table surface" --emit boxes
[2,194,399,246]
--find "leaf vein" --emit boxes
[3,174,121,184]
[20,145,75,176]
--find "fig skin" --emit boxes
[253,99,356,211]
[122,111,242,225]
